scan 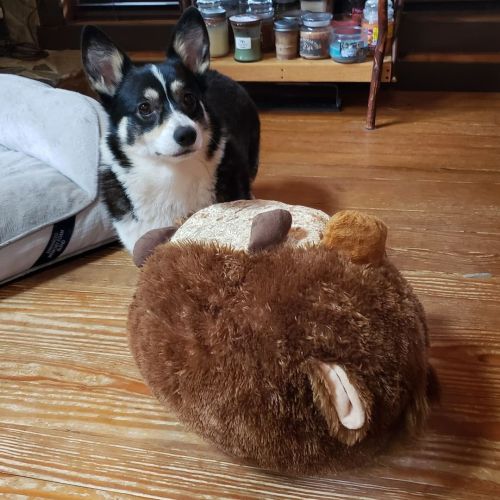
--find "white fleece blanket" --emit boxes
[0,75,116,284]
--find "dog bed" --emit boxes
[0,75,115,285]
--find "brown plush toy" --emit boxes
[128,200,438,475]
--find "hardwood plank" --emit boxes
[0,473,140,499]
[0,424,498,500]
[1,90,499,498]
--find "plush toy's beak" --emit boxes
[248,209,292,253]
[321,210,388,266]
[133,227,178,267]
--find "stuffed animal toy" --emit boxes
[128,200,438,474]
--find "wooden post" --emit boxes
[365,0,388,130]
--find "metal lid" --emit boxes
[274,19,299,31]
[302,12,332,28]
[202,6,227,18]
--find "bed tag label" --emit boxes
[32,216,76,267]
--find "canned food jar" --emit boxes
[230,14,262,62]
[274,19,299,60]
[202,7,230,57]
[329,26,367,63]
[299,12,332,59]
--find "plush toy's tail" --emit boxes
[322,210,388,265]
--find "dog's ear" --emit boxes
[81,25,132,100]
[167,7,210,75]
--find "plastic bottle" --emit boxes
[362,0,394,55]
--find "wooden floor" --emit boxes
[1,90,500,499]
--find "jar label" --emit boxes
[235,37,252,50]
[341,40,365,58]
[366,21,394,49]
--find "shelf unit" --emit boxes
[179,0,400,129]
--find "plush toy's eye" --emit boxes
[138,101,153,117]
[183,92,197,112]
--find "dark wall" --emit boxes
[395,0,500,90]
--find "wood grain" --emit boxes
[130,52,393,83]
[1,90,500,498]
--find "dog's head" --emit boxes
[81,8,211,163]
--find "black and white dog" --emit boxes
[81,8,260,251]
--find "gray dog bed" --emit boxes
[0,75,116,285]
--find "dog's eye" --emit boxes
[138,102,153,116]
[183,93,197,111]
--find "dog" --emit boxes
[81,7,260,252]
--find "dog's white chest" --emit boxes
[112,152,219,251]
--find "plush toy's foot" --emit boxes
[322,210,387,265]
[133,227,177,267]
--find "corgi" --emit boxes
[81,7,260,252]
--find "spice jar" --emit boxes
[300,0,328,12]
[230,14,262,62]
[248,0,275,52]
[202,8,230,58]
[329,26,368,63]
[299,12,332,59]
[274,19,299,60]
[273,0,300,16]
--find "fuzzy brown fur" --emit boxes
[128,241,435,474]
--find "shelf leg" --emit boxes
[366,0,389,130]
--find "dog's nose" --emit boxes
[173,126,197,148]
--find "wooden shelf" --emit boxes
[131,52,392,83]
[211,54,392,83]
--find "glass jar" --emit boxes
[329,26,368,63]
[299,12,332,59]
[248,0,275,52]
[300,0,328,13]
[202,8,230,57]
[273,0,300,16]
[274,19,299,60]
[230,14,262,62]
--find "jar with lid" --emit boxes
[248,0,275,52]
[202,7,230,57]
[273,0,300,16]
[329,25,367,63]
[299,12,332,59]
[274,19,299,60]
[362,0,394,54]
[230,14,262,62]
